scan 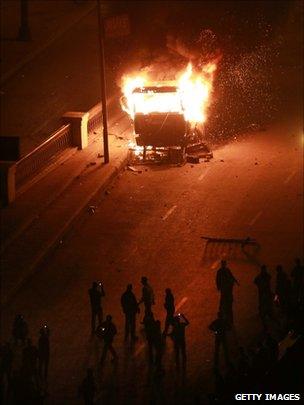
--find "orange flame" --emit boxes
[121,61,217,126]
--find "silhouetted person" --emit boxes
[88,281,105,334]
[121,284,139,341]
[237,347,250,379]
[152,320,163,372]
[12,314,28,345]
[264,333,278,368]
[22,339,39,388]
[209,312,231,370]
[291,258,304,305]
[0,342,13,388]
[251,341,268,377]
[163,288,175,336]
[254,265,273,328]
[38,326,50,381]
[139,276,155,315]
[170,314,189,369]
[78,368,96,405]
[98,315,118,364]
[216,260,239,327]
[275,265,292,315]
[143,310,155,364]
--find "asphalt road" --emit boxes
[1,108,303,403]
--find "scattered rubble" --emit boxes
[127,166,142,173]
[87,162,97,167]
[88,205,97,214]
[187,156,200,164]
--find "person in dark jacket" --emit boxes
[254,265,273,329]
[163,288,175,336]
[98,315,118,364]
[88,282,105,334]
[209,312,231,370]
[152,320,163,372]
[12,314,28,345]
[170,314,189,369]
[0,342,13,387]
[121,284,139,341]
[291,258,304,305]
[78,368,96,405]
[22,338,39,388]
[275,265,292,315]
[216,260,239,327]
[38,325,50,381]
[138,276,155,315]
[142,311,155,364]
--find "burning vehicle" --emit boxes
[132,85,187,148]
[121,62,217,160]
[121,63,216,162]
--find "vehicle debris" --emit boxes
[187,155,200,164]
[88,205,97,214]
[127,166,142,173]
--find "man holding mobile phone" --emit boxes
[88,281,105,334]
[170,313,189,369]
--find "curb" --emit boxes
[0,3,97,85]
[1,150,130,308]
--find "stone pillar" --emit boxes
[62,112,89,150]
[0,162,16,206]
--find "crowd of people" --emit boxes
[0,317,50,404]
[1,258,303,404]
[208,258,304,402]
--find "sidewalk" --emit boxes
[1,114,132,307]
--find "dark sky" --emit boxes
[112,0,296,50]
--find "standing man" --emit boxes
[78,368,96,405]
[12,314,28,345]
[275,265,292,316]
[38,325,50,381]
[209,312,231,370]
[170,314,189,369]
[291,258,304,305]
[163,288,175,336]
[22,338,39,388]
[88,281,105,334]
[121,284,139,342]
[143,310,156,364]
[139,276,155,315]
[254,265,273,329]
[98,315,118,364]
[216,260,239,327]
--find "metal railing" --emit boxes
[15,124,72,189]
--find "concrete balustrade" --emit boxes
[62,111,89,150]
[0,161,16,206]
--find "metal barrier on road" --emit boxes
[15,124,72,189]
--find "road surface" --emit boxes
[1,108,303,403]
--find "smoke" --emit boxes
[116,22,281,143]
